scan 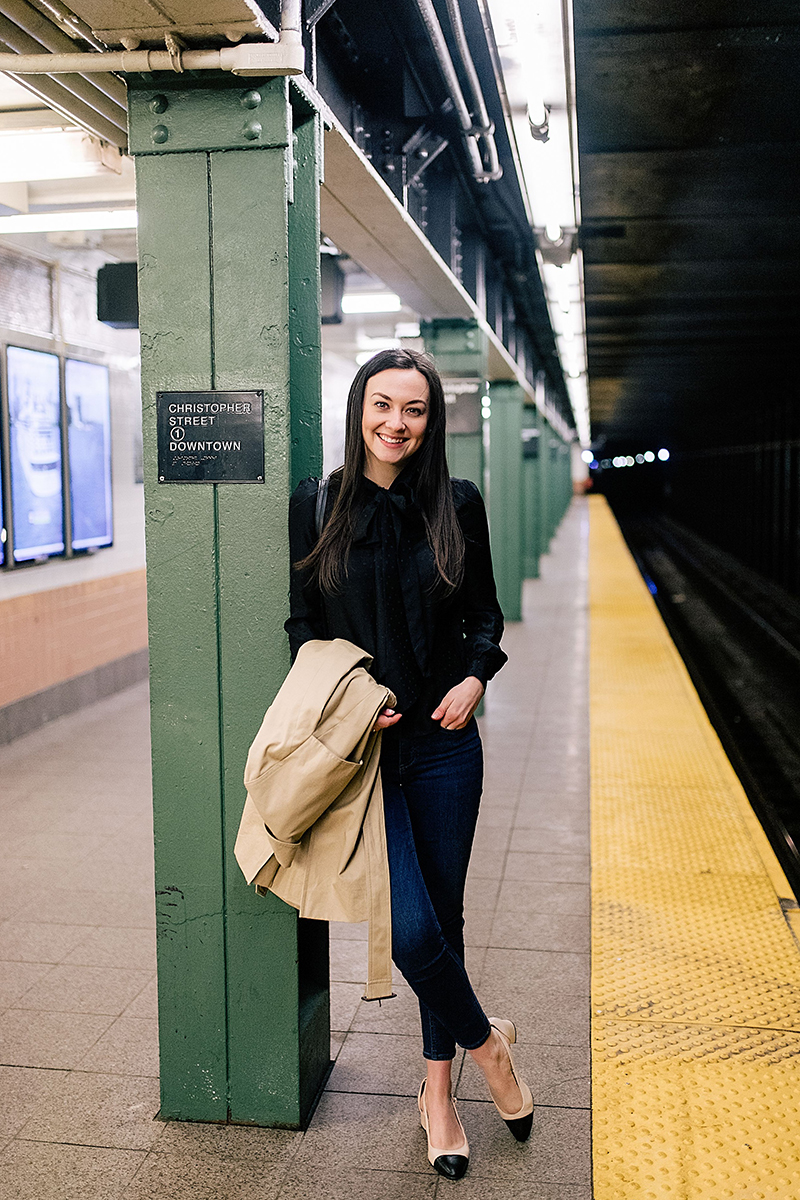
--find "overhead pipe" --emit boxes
[29,0,108,53]
[0,0,126,106]
[0,13,126,129]
[280,0,302,36]
[413,0,501,182]
[443,0,501,178]
[0,0,305,78]
[4,68,126,143]
[0,43,304,74]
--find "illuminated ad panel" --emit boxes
[7,345,64,561]
[66,359,113,550]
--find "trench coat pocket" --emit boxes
[246,733,363,846]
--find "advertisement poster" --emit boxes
[66,359,113,549]
[7,345,64,561]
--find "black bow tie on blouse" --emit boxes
[354,473,434,684]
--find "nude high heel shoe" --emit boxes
[418,1079,470,1180]
[486,1018,534,1142]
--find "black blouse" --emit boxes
[285,468,507,736]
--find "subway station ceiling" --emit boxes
[574,1,800,451]
[0,0,576,430]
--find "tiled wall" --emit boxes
[0,569,148,708]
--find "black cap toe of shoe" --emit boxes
[433,1153,469,1180]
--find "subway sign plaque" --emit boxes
[156,390,265,483]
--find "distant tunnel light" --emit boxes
[0,209,137,234]
[658,448,670,461]
[581,449,594,463]
[643,450,655,462]
[342,293,402,314]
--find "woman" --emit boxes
[285,348,533,1179]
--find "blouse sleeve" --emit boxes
[456,480,508,686]
[284,477,326,661]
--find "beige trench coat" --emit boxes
[234,638,396,1000]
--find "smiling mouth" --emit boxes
[377,433,407,445]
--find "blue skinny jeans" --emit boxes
[380,719,492,1060]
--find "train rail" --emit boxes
[615,510,800,898]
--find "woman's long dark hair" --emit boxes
[297,348,465,594]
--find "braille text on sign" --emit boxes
[157,390,265,483]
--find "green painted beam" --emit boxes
[522,436,540,579]
[423,318,487,499]
[135,148,228,1120]
[289,105,323,488]
[131,77,327,1128]
[446,433,483,492]
[539,417,552,556]
[487,382,524,622]
[420,318,487,377]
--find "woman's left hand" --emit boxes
[431,676,485,730]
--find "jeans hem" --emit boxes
[422,1052,457,1061]
[459,1024,493,1052]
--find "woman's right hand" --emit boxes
[373,707,402,731]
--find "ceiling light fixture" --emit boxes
[0,208,137,233]
[488,0,590,446]
[0,128,122,185]
[342,293,402,314]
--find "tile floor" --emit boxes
[0,499,591,1199]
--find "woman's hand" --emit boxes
[373,706,402,731]
[431,676,484,730]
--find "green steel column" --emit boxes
[561,442,572,523]
[446,430,484,491]
[538,417,551,556]
[289,97,323,487]
[550,435,563,537]
[129,77,327,1128]
[487,382,524,622]
[552,438,563,531]
[521,420,540,578]
[422,319,487,496]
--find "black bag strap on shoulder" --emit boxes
[315,475,331,538]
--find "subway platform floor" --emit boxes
[0,501,591,1200]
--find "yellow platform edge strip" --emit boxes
[589,496,800,1199]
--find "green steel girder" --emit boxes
[129,75,326,1129]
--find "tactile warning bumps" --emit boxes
[593,1056,800,1198]
[589,498,800,1198]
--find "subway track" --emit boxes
[615,508,800,900]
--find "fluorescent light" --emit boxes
[0,208,137,233]
[489,0,579,233]
[342,293,402,314]
[0,128,121,185]
[395,321,421,338]
[488,0,590,443]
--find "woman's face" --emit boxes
[361,368,430,481]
